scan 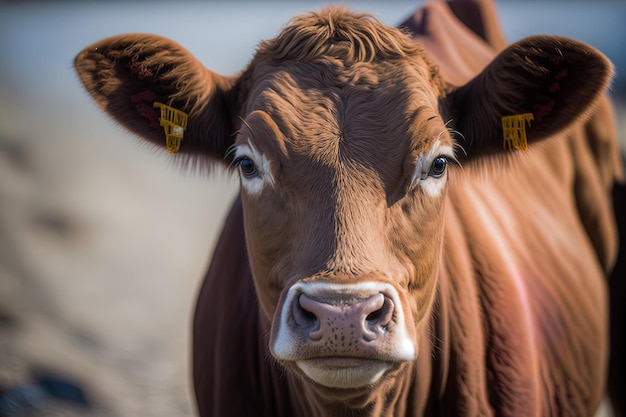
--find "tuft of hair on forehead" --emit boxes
[255,6,428,66]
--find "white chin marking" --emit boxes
[296,359,391,388]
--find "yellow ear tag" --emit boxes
[502,113,534,152]
[153,102,189,153]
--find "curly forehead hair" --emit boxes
[256,7,432,65]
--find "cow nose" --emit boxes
[293,293,394,343]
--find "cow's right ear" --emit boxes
[74,34,240,164]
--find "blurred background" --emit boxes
[1,1,624,416]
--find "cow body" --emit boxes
[74,1,623,416]
[194,120,619,417]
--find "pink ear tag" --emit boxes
[153,102,189,153]
[502,113,533,151]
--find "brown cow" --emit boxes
[74,1,623,416]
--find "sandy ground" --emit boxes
[0,92,239,415]
[1,2,624,416]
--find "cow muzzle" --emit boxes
[270,281,416,388]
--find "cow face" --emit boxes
[74,7,611,391]
[233,55,451,387]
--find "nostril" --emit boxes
[365,296,394,330]
[366,308,383,322]
[293,294,319,329]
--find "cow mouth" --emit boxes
[296,357,392,388]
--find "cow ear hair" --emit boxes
[443,35,613,159]
[74,34,240,166]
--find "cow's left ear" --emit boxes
[443,36,613,158]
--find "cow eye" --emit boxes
[236,157,258,178]
[429,157,448,178]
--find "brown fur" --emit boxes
[74,2,622,416]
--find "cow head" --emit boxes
[75,8,611,391]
